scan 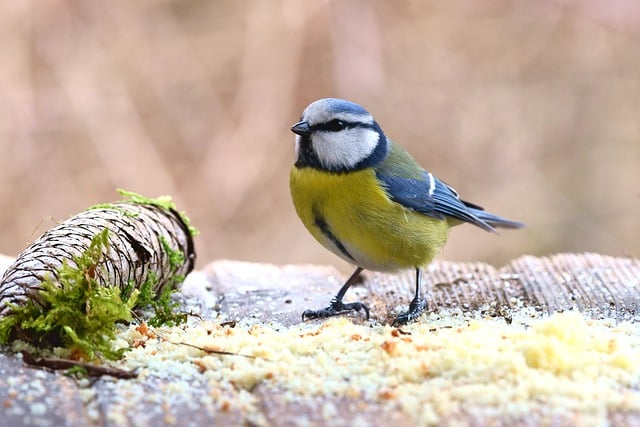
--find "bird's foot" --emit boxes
[392,297,427,326]
[302,299,370,321]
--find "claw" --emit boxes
[302,267,369,322]
[391,297,427,326]
[302,299,370,321]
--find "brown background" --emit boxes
[1,0,639,273]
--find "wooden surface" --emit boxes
[210,253,640,325]
[0,253,639,427]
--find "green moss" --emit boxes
[160,236,185,271]
[0,316,18,344]
[88,189,199,237]
[117,189,199,237]
[0,229,138,360]
[88,203,139,218]
[128,271,186,327]
[146,286,187,327]
[117,189,176,210]
[130,237,188,327]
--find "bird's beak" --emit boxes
[291,121,311,136]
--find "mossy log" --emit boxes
[0,202,195,317]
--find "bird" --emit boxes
[289,98,524,326]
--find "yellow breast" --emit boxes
[289,167,450,271]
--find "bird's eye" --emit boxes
[325,119,346,132]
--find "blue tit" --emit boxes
[289,98,524,326]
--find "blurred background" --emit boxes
[0,0,639,272]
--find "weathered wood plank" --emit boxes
[202,261,348,325]
[0,353,89,427]
[90,374,248,427]
[0,253,639,427]
[506,253,640,321]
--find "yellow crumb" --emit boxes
[120,311,640,426]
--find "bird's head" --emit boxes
[291,98,389,172]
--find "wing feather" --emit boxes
[377,171,496,232]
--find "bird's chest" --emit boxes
[289,167,434,270]
[290,167,390,230]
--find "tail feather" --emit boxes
[467,207,525,231]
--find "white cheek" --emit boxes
[315,129,379,169]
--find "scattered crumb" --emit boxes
[115,310,640,426]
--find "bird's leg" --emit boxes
[392,268,427,326]
[302,267,370,321]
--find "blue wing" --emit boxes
[376,171,523,232]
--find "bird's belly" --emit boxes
[290,167,450,271]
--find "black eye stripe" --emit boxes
[311,121,375,132]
